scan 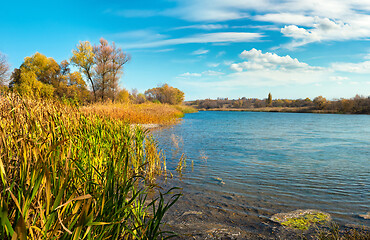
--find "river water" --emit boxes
[152,111,369,236]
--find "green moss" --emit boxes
[281,213,329,230]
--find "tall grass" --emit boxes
[81,102,186,124]
[0,94,180,239]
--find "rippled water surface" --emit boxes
[153,111,370,227]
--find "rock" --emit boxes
[270,209,331,230]
[181,211,203,216]
[359,212,370,220]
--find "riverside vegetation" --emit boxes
[189,93,370,114]
[0,93,187,239]
[0,40,196,239]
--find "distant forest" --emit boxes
[187,94,370,114]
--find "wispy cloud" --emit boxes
[179,70,224,78]
[331,61,370,73]
[192,48,209,55]
[172,24,228,31]
[179,72,202,77]
[122,32,263,49]
[254,13,315,26]
[164,0,370,48]
[106,9,159,18]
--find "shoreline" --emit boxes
[197,107,369,115]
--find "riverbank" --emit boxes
[160,178,370,240]
[199,107,366,114]
[0,94,181,239]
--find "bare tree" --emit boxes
[0,52,10,85]
[110,42,130,101]
[94,38,113,101]
[94,38,130,101]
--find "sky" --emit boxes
[1,0,370,100]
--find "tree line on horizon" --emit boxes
[188,93,370,114]
[0,39,184,105]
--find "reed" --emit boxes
[0,94,179,239]
[80,102,185,125]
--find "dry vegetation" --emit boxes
[0,93,180,239]
[81,102,195,124]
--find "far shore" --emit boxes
[198,107,368,114]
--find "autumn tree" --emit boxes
[266,92,272,106]
[71,38,130,102]
[110,42,130,101]
[70,41,97,101]
[0,52,10,85]
[117,88,130,103]
[313,96,327,110]
[10,52,57,98]
[10,52,89,102]
[145,84,184,105]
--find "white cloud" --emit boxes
[207,62,220,67]
[331,61,370,73]
[163,1,370,48]
[330,76,349,81]
[231,48,323,72]
[216,51,226,57]
[167,0,370,23]
[203,70,224,76]
[192,49,209,55]
[180,72,202,77]
[123,32,262,49]
[280,17,370,48]
[254,13,314,26]
[179,70,224,78]
[173,24,228,30]
[112,30,167,41]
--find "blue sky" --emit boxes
[1,0,370,100]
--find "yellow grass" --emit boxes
[81,102,186,124]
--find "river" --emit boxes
[152,111,370,238]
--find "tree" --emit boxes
[313,96,327,110]
[10,53,89,102]
[0,52,10,85]
[117,88,130,103]
[145,84,184,105]
[110,42,130,101]
[10,52,58,98]
[94,38,113,101]
[71,39,130,102]
[70,41,97,101]
[266,92,272,106]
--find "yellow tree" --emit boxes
[70,41,97,101]
[10,53,58,98]
[145,84,184,105]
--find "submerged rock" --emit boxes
[270,209,331,230]
[359,212,370,220]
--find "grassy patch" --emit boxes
[281,212,329,230]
